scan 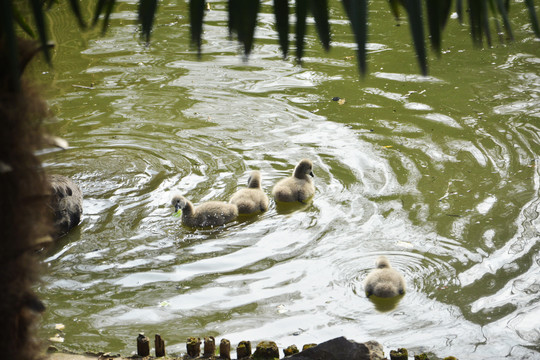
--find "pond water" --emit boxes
[33,0,540,359]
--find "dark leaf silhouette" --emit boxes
[295,0,308,61]
[342,0,368,75]
[525,0,540,37]
[1,0,538,93]
[93,0,116,34]
[310,0,331,51]
[13,6,36,38]
[273,0,290,58]
[68,0,86,29]
[139,0,158,43]
[29,0,51,63]
[426,0,452,53]
[404,0,427,75]
[228,0,261,56]
[190,0,205,57]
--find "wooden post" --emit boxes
[253,341,279,359]
[284,345,299,356]
[220,338,231,359]
[203,336,215,357]
[186,337,201,357]
[390,348,409,360]
[155,334,165,357]
[236,340,251,359]
[137,334,150,357]
[302,343,317,351]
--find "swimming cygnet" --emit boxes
[171,194,238,228]
[229,171,269,214]
[364,256,406,298]
[47,174,83,238]
[272,159,315,202]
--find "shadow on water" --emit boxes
[274,200,313,215]
[366,295,405,313]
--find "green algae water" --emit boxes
[33,1,540,358]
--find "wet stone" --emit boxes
[390,348,408,360]
[290,337,380,360]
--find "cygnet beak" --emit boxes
[309,171,314,177]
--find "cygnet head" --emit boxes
[171,194,188,212]
[375,255,391,269]
[247,171,262,189]
[294,159,314,179]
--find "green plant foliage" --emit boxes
[426,0,452,53]
[28,0,50,63]
[273,0,290,58]
[67,0,86,28]
[138,0,158,43]
[189,0,205,57]
[93,0,116,34]
[295,0,308,61]
[1,0,539,91]
[342,0,368,75]
[404,0,428,75]
[310,0,331,51]
[12,5,36,38]
[228,0,261,57]
[525,0,540,36]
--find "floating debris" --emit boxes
[49,334,64,343]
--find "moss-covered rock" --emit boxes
[252,341,279,359]
[283,345,299,356]
[301,343,317,351]
[390,348,408,360]
[236,340,252,359]
[186,337,201,358]
[414,353,430,360]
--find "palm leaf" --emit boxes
[228,0,239,38]
[426,0,442,53]
[190,0,205,57]
[439,0,453,30]
[388,0,403,20]
[68,0,87,29]
[94,0,117,31]
[468,0,483,46]
[29,0,51,63]
[456,0,464,24]
[273,0,290,58]
[13,5,36,38]
[93,0,107,26]
[310,0,331,51]
[342,0,368,75]
[426,0,452,53]
[46,0,57,11]
[239,0,260,56]
[524,0,540,37]
[495,0,514,40]
[404,0,427,75]
[101,0,116,34]
[139,0,158,43]
[481,0,492,47]
[228,0,260,56]
[295,0,308,61]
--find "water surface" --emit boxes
[35,1,540,358]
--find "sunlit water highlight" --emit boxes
[35,1,539,358]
